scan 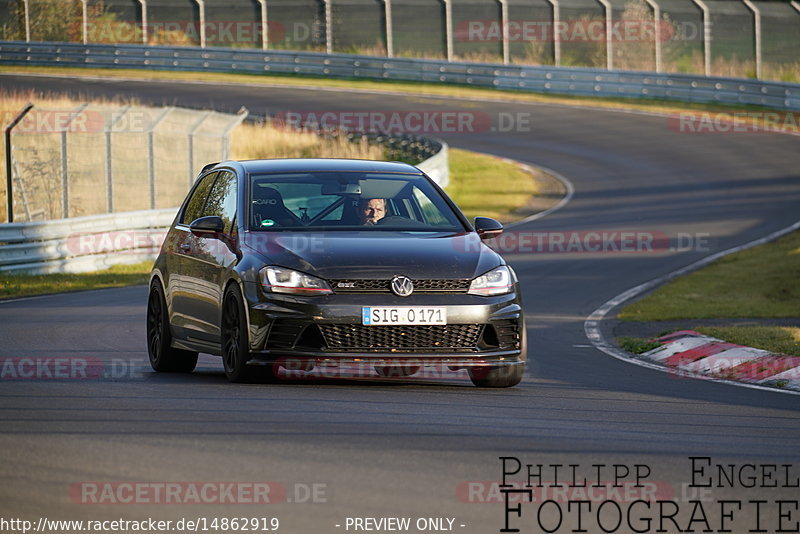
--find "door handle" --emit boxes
[179,244,191,252]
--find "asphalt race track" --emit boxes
[1,74,800,534]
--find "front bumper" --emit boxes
[241,281,525,366]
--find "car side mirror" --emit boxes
[474,217,503,240]
[189,216,225,235]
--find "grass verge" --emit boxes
[1,65,793,122]
[618,230,800,361]
[446,148,537,222]
[619,230,800,321]
[0,261,152,300]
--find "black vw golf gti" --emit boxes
[147,159,526,387]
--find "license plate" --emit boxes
[362,307,447,325]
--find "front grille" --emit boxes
[318,324,483,352]
[330,279,471,293]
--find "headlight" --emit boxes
[259,266,332,295]
[468,266,514,296]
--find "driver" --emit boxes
[359,198,386,225]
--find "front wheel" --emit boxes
[147,281,198,373]
[221,285,272,383]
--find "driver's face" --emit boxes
[360,199,386,225]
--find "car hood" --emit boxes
[241,231,502,280]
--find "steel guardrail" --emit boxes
[2,41,800,110]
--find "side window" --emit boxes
[203,171,237,234]
[181,172,218,225]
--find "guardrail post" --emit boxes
[148,108,174,210]
[498,0,509,65]
[595,0,613,69]
[4,103,34,224]
[194,0,206,48]
[323,0,333,54]
[137,0,148,44]
[81,0,89,44]
[22,0,30,42]
[690,0,711,76]
[442,0,453,61]
[60,104,89,219]
[384,0,394,58]
[257,0,268,50]
[644,0,662,72]
[740,0,761,79]
[545,0,561,66]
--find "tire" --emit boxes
[375,365,421,378]
[221,285,272,383]
[147,281,198,373]
[469,325,527,388]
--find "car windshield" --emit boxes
[248,172,466,232]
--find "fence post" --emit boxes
[257,0,268,50]
[739,0,761,79]
[194,0,206,48]
[595,0,613,69]
[498,0,509,65]
[22,0,30,42]
[644,0,662,72]
[59,104,89,219]
[384,0,394,58]
[690,0,711,76]
[545,0,561,66]
[220,108,249,161]
[148,108,173,210]
[4,103,34,224]
[105,106,131,213]
[323,0,333,54]
[81,0,88,44]
[442,0,453,61]
[137,0,148,44]
[188,111,212,186]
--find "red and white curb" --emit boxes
[641,330,800,390]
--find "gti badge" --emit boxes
[391,275,414,297]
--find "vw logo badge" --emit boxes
[391,275,414,297]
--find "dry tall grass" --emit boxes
[231,122,385,161]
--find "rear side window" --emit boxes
[180,172,218,225]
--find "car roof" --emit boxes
[215,159,424,175]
